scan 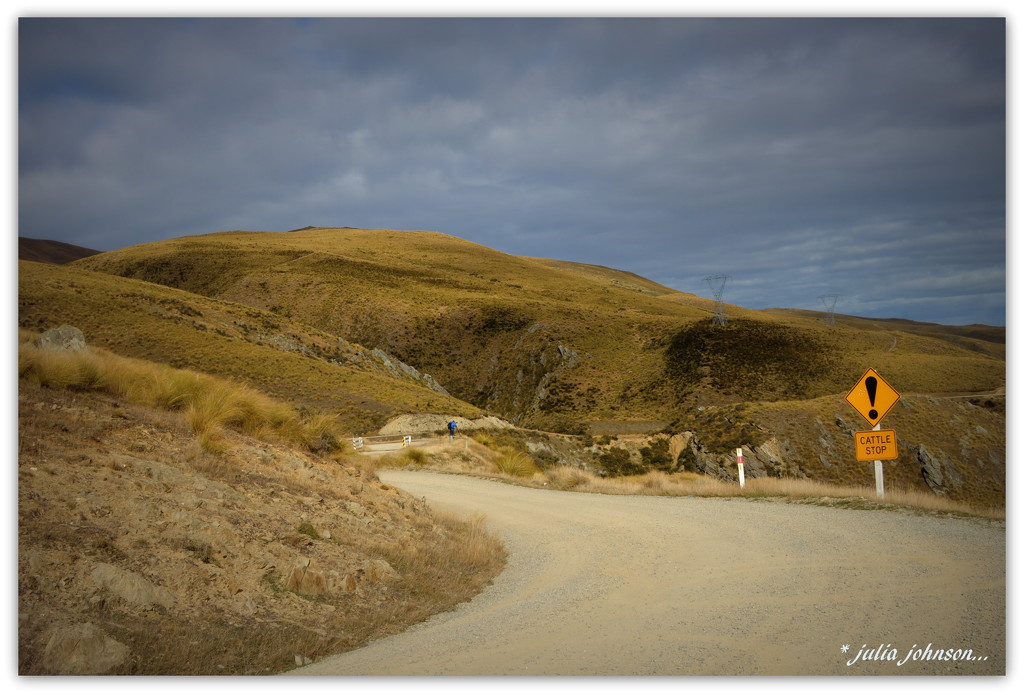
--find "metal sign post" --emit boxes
[872,424,885,499]
[845,369,901,500]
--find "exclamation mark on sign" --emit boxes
[865,376,878,420]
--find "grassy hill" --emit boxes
[72,227,1004,430]
[769,308,1005,359]
[19,260,482,433]
[19,236,102,264]
[23,226,1002,508]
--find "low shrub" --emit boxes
[596,446,644,476]
[639,438,674,471]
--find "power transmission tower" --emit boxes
[819,294,841,328]
[703,274,730,326]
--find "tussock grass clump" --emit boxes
[150,369,208,411]
[375,448,432,468]
[545,465,594,490]
[494,449,539,478]
[402,448,429,465]
[18,334,346,455]
[195,429,231,456]
[469,430,541,477]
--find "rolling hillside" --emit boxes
[19,236,102,265]
[17,226,1003,507]
[73,227,1004,429]
[18,260,482,433]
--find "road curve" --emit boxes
[291,470,1004,676]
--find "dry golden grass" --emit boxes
[532,466,1002,519]
[19,331,347,456]
[494,449,540,477]
[430,510,498,569]
[544,464,592,490]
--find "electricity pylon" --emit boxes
[819,294,841,328]
[704,274,730,326]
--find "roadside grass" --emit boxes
[532,466,1003,519]
[401,447,429,465]
[373,447,435,469]
[389,443,1003,520]
[19,330,346,455]
[494,449,540,477]
[467,431,541,477]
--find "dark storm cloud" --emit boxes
[18,17,1005,325]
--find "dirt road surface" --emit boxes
[292,470,1004,676]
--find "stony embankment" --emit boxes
[18,380,502,675]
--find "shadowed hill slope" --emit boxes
[20,237,102,265]
[73,227,1004,432]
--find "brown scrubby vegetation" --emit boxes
[18,347,504,675]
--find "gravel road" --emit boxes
[292,470,1005,676]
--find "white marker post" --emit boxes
[352,437,363,450]
[402,435,412,448]
[736,448,745,488]
[872,424,884,499]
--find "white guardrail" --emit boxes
[351,431,452,451]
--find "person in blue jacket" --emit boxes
[447,420,457,440]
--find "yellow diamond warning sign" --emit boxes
[845,368,900,427]
[855,429,899,461]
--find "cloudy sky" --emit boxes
[17,15,1006,326]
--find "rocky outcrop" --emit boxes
[370,348,450,395]
[41,622,129,675]
[35,325,87,352]
[90,563,176,609]
[250,330,451,396]
[917,445,964,496]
